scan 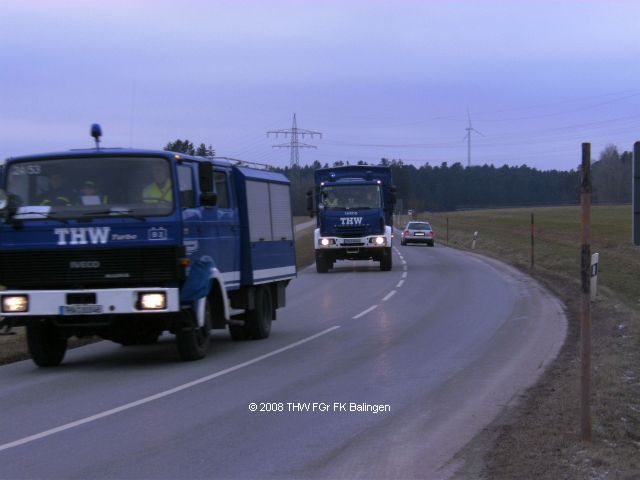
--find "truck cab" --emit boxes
[0,140,296,366]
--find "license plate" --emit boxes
[414,232,425,236]
[60,304,103,315]
[343,238,361,244]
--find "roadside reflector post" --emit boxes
[590,253,599,302]
[472,231,478,249]
[580,142,592,442]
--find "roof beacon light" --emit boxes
[91,123,102,149]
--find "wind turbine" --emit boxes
[463,110,484,167]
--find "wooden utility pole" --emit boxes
[580,143,592,442]
[633,141,640,245]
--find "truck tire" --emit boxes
[245,285,273,339]
[176,300,211,361]
[315,252,329,273]
[26,320,68,367]
[380,247,392,271]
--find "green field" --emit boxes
[410,205,640,310]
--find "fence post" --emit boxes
[446,217,449,245]
[531,213,535,269]
[580,143,592,442]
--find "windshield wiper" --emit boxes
[12,211,69,224]
[82,209,147,222]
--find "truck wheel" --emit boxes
[315,252,329,273]
[245,285,273,339]
[176,300,211,361]
[380,248,393,271]
[26,320,68,367]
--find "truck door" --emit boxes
[211,169,240,289]
[180,165,240,291]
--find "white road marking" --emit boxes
[396,279,405,288]
[0,326,341,453]
[353,305,378,319]
[382,290,396,302]
[402,272,407,278]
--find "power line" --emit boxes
[267,113,322,168]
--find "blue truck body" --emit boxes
[310,165,395,272]
[0,146,296,366]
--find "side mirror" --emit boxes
[200,191,217,207]
[198,162,214,193]
[306,190,315,218]
[0,190,7,210]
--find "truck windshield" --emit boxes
[5,157,174,218]
[321,184,381,210]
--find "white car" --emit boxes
[401,221,435,246]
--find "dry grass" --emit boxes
[419,206,640,479]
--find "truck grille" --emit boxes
[0,246,184,289]
[333,224,374,238]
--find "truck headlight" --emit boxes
[2,295,29,313]
[374,236,386,246]
[319,238,335,247]
[137,292,166,310]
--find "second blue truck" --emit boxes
[308,165,396,273]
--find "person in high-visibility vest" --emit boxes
[40,172,72,206]
[77,180,108,205]
[142,164,173,203]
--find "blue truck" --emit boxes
[0,128,296,366]
[308,165,396,273]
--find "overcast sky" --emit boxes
[2,0,640,171]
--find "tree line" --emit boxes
[164,140,632,215]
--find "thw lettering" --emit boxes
[340,217,363,226]
[54,227,111,246]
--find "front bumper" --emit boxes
[0,287,180,317]
[314,226,392,250]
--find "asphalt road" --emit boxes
[0,242,566,479]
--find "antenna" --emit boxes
[463,110,484,167]
[267,114,322,168]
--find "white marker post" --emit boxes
[472,231,478,249]
[590,253,599,302]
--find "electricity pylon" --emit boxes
[267,114,322,168]
[463,110,484,167]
